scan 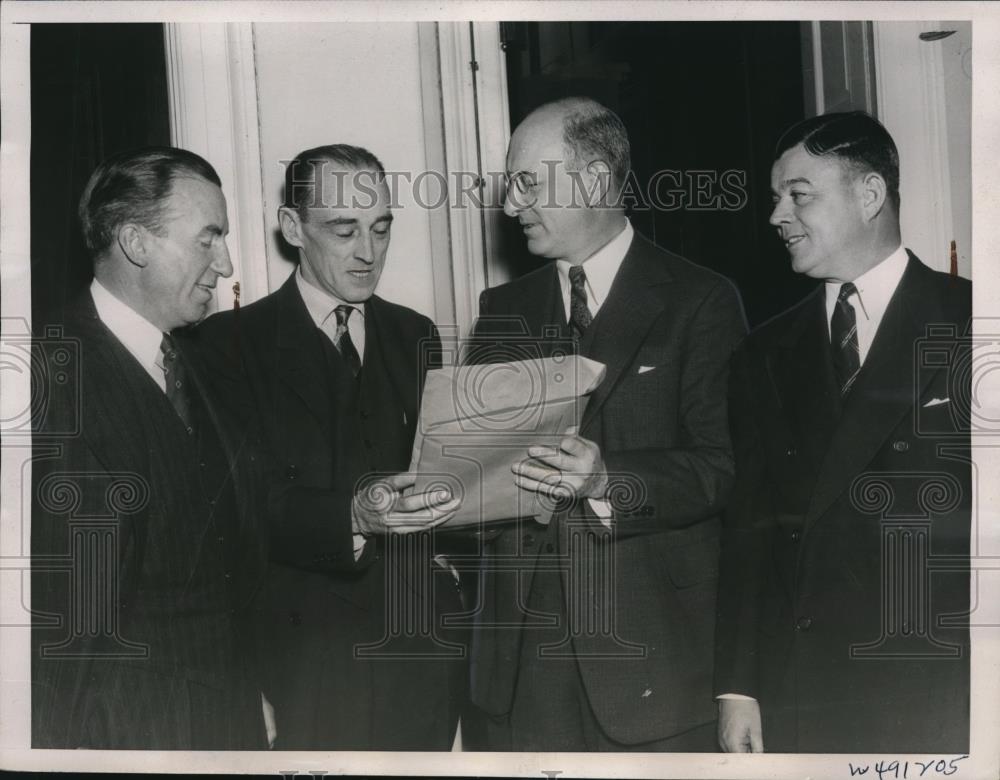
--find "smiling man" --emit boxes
[197,144,466,750]
[31,147,269,749]
[714,111,971,753]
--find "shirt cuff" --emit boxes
[587,497,613,528]
[716,693,757,701]
[353,533,367,561]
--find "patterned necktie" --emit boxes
[830,282,861,398]
[333,304,362,378]
[568,265,593,340]
[158,334,196,434]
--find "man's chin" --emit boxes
[524,235,550,258]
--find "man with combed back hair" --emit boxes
[715,111,970,753]
[32,147,268,749]
[466,97,747,751]
[197,144,467,750]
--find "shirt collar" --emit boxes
[90,277,164,369]
[295,266,366,329]
[824,245,908,325]
[556,219,633,308]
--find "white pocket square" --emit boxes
[923,397,950,408]
[638,365,657,375]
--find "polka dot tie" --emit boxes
[159,333,196,434]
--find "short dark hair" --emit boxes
[283,144,386,217]
[78,146,221,255]
[553,97,631,193]
[775,111,900,211]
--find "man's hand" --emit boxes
[352,472,460,536]
[718,698,764,753]
[513,426,609,501]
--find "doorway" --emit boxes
[500,21,815,326]
[30,23,170,325]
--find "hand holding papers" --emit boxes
[407,355,606,528]
[352,472,461,535]
[513,426,610,502]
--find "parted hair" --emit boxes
[78,146,221,255]
[775,111,900,211]
[283,144,386,218]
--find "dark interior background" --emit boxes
[30,23,170,325]
[30,21,817,329]
[501,21,818,326]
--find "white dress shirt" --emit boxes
[90,278,167,392]
[295,267,368,558]
[824,245,908,364]
[295,267,366,362]
[554,219,633,521]
[555,219,634,321]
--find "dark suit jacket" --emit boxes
[31,292,266,749]
[469,230,747,745]
[714,253,971,752]
[196,274,462,750]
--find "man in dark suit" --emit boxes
[31,147,268,749]
[196,144,466,750]
[466,97,746,751]
[715,111,971,753]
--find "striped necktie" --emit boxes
[333,304,362,378]
[830,282,860,398]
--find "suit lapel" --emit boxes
[802,256,945,535]
[70,294,155,475]
[274,276,335,439]
[580,234,672,434]
[365,297,419,426]
[771,286,842,480]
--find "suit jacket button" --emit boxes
[786,447,796,457]
[523,533,535,546]
[790,530,801,543]
[893,440,909,452]
[545,542,555,553]
[289,611,301,626]
[360,409,370,419]
[285,464,297,480]
[796,616,813,631]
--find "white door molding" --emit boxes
[873,21,957,274]
[164,23,270,310]
[417,21,512,337]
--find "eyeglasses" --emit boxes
[504,170,540,209]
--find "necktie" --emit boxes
[158,334,196,434]
[830,282,861,398]
[333,304,362,378]
[568,265,593,340]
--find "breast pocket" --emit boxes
[602,368,678,448]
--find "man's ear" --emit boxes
[278,207,305,248]
[858,171,888,220]
[117,223,148,268]
[585,160,612,207]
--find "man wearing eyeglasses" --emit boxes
[465,97,746,751]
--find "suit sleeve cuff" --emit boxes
[587,497,614,528]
